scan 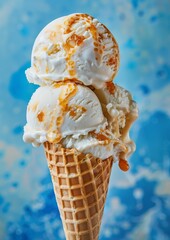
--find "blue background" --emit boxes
[0,0,170,239]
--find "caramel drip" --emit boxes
[63,78,84,85]
[53,81,69,88]
[64,14,92,34]
[63,14,94,77]
[101,24,119,73]
[68,105,87,119]
[47,44,60,55]
[63,33,86,76]
[112,44,119,74]
[100,25,120,82]
[106,82,115,94]
[47,83,78,143]
[37,111,44,122]
[87,24,103,61]
[46,65,49,73]
[56,116,63,126]
[53,134,62,143]
[53,83,78,143]
[69,109,76,117]
[106,52,119,69]
[95,133,109,141]
[107,57,116,66]
[67,34,86,47]
[119,159,129,172]
[47,114,62,143]
[58,83,78,113]
[90,131,111,145]
[53,79,83,88]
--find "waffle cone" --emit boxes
[44,142,113,240]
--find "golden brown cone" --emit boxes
[44,142,113,240]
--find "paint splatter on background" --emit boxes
[0,0,170,239]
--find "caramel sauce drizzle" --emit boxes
[87,24,103,61]
[53,79,83,88]
[63,14,91,77]
[58,83,78,113]
[102,25,119,73]
[63,34,85,76]
[106,82,115,94]
[90,130,111,145]
[68,105,87,120]
[64,14,92,34]
[46,65,49,73]
[107,57,116,66]
[47,82,78,143]
[63,13,104,76]
[34,14,119,83]
[47,44,60,56]
[63,78,84,85]
[37,111,44,122]
[119,159,129,172]
[106,51,119,70]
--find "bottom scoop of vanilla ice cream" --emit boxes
[23,83,107,147]
[94,83,138,159]
[61,131,117,160]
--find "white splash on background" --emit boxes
[110,197,126,215]
[156,179,170,196]
[133,188,144,199]
[127,208,156,240]
[0,141,22,166]
[0,140,48,226]
[109,166,170,199]
[0,0,16,27]
[140,84,170,117]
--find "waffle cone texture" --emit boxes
[44,142,113,240]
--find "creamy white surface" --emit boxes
[61,131,135,161]
[61,133,114,160]
[25,13,119,88]
[23,83,138,160]
[94,84,138,158]
[23,13,138,161]
[23,84,107,147]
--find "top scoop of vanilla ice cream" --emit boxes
[23,83,107,147]
[25,13,119,88]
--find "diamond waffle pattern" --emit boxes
[44,142,113,240]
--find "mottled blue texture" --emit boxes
[9,62,37,101]
[0,0,170,239]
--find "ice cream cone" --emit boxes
[44,141,113,240]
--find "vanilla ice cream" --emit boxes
[95,82,138,159]
[23,13,138,167]
[23,83,107,147]
[26,13,119,88]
